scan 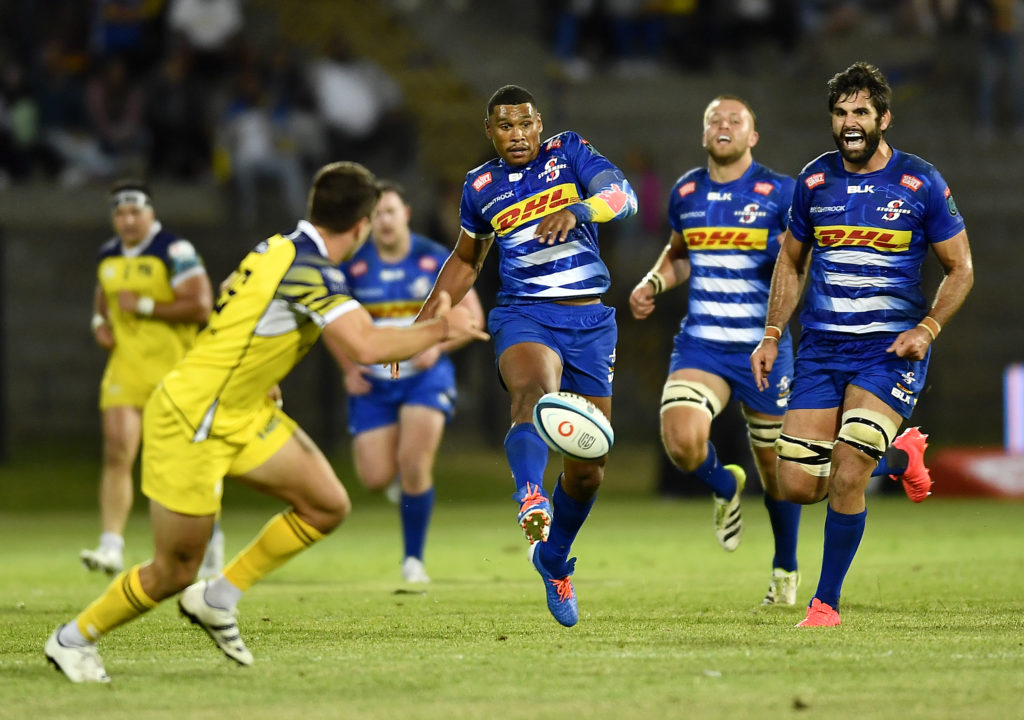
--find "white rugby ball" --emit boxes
[533,391,614,461]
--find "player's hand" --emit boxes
[343,366,373,395]
[117,290,141,313]
[629,281,656,320]
[533,208,578,245]
[886,326,931,361]
[94,323,115,350]
[267,384,284,408]
[444,304,490,344]
[750,339,779,391]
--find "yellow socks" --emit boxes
[75,565,158,642]
[223,510,324,592]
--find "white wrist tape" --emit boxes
[136,296,155,316]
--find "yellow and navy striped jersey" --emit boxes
[161,221,359,442]
[97,222,205,385]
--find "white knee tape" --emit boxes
[660,380,723,420]
[741,408,783,448]
[836,409,898,461]
[775,433,834,477]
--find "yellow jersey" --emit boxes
[97,222,206,407]
[161,220,359,443]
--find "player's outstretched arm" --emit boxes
[324,290,489,367]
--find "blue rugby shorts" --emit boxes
[488,301,617,397]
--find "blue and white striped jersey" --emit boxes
[459,131,636,306]
[340,233,452,380]
[668,162,795,348]
[788,148,965,335]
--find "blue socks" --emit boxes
[400,488,434,560]
[763,493,801,572]
[505,422,549,494]
[539,477,594,576]
[813,505,867,610]
[693,441,736,500]
[872,445,908,477]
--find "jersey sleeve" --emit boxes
[165,238,206,286]
[923,168,966,243]
[666,172,697,233]
[787,173,814,243]
[562,132,638,224]
[775,176,797,237]
[459,173,495,238]
[278,254,359,328]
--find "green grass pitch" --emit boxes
[1,446,1022,719]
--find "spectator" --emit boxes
[89,0,165,72]
[0,61,39,184]
[34,37,112,186]
[217,67,307,229]
[551,0,664,82]
[307,33,412,172]
[167,0,245,85]
[84,55,149,178]
[974,0,1024,144]
[144,45,212,180]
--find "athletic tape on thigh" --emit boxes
[741,407,783,448]
[836,408,898,461]
[775,433,834,477]
[660,379,723,420]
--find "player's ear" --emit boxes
[484,117,492,141]
[536,112,543,135]
[748,129,760,149]
[879,109,892,132]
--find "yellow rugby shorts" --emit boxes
[99,356,162,410]
[141,390,296,516]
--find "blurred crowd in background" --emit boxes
[1,0,1020,204]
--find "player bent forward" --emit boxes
[45,161,488,683]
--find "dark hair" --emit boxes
[108,178,152,199]
[307,161,381,233]
[377,179,407,203]
[827,62,892,120]
[707,94,757,129]
[487,85,537,116]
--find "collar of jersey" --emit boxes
[297,219,329,257]
[120,220,162,257]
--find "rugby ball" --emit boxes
[533,392,614,461]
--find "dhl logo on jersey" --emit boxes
[683,227,769,251]
[814,225,912,252]
[492,183,580,235]
[363,300,422,320]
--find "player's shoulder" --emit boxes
[748,163,796,198]
[668,167,706,200]
[890,148,944,183]
[797,151,838,178]
[150,228,201,264]
[672,166,706,187]
[542,129,580,149]
[289,231,332,268]
[410,233,450,258]
[97,235,121,260]
[750,162,794,185]
[464,157,502,186]
[543,129,603,158]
